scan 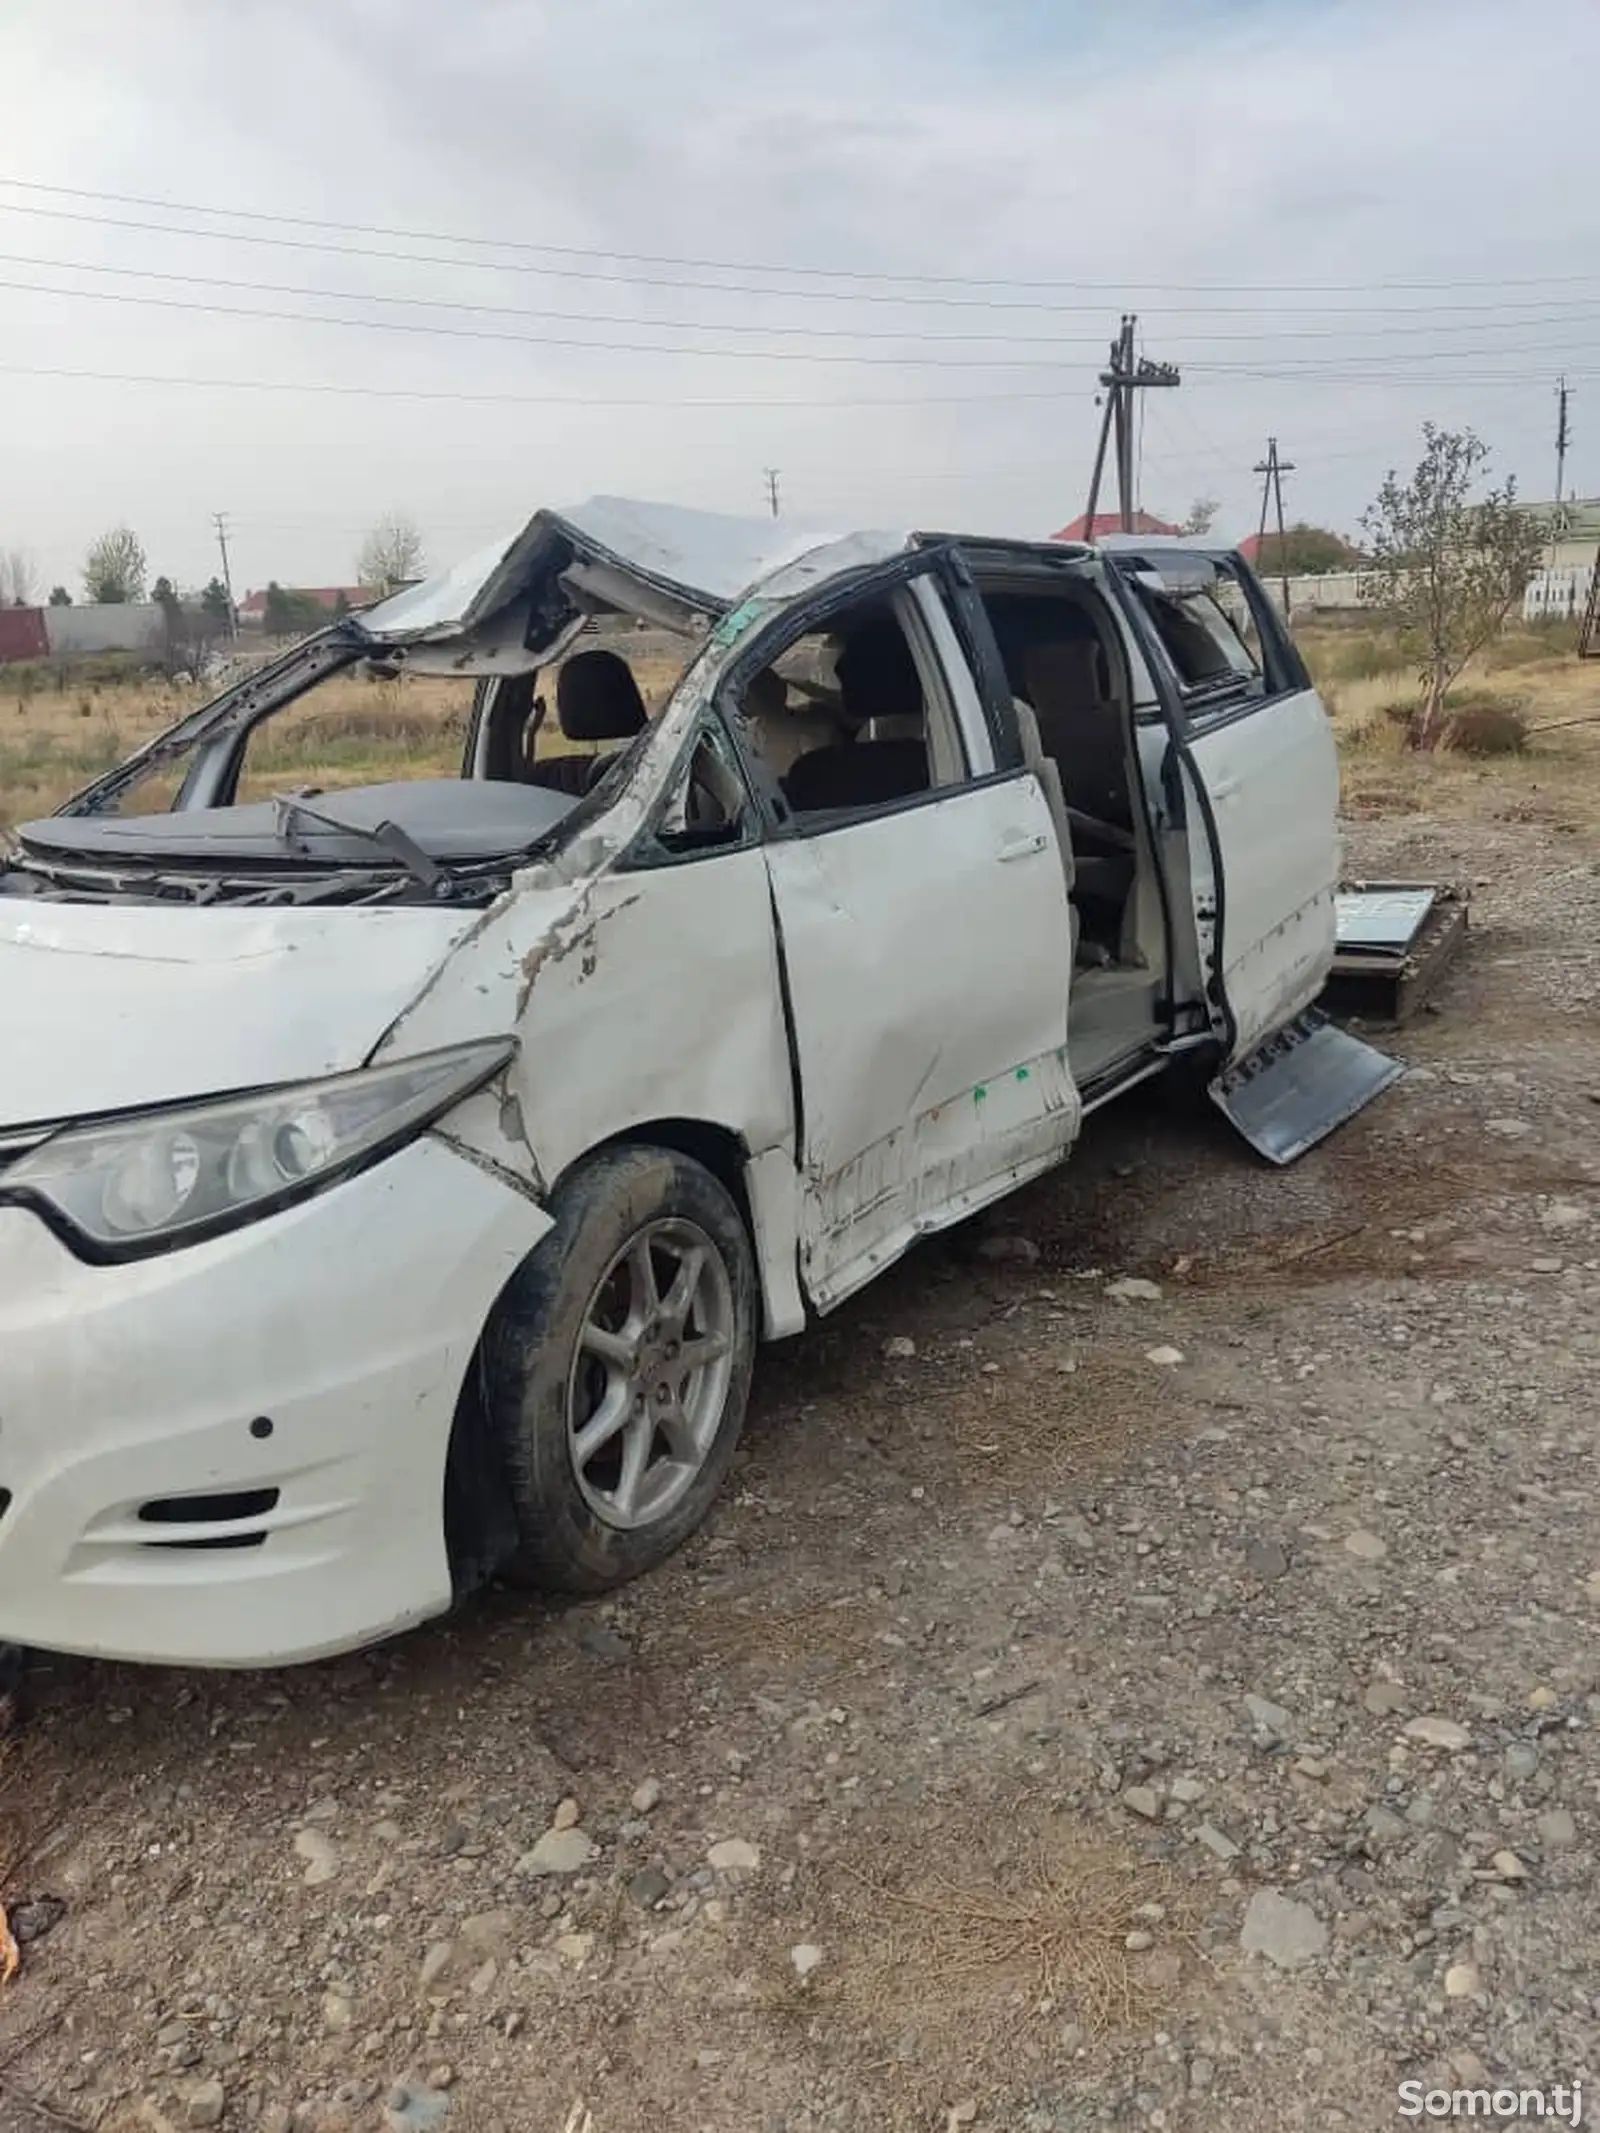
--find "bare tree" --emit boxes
[1178,497,1220,538]
[83,525,149,605]
[1361,425,1544,751]
[357,512,426,596]
[0,547,40,606]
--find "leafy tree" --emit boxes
[47,585,71,606]
[1361,425,1545,751]
[83,525,148,605]
[1254,523,1362,576]
[151,575,207,676]
[200,577,234,631]
[262,581,293,637]
[261,583,328,639]
[357,512,426,595]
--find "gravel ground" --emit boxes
[2,812,1598,2133]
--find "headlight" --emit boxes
[3,1038,515,1259]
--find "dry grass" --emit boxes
[1295,621,1600,833]
[4,619,1596,856]
[799,1804,1194,2111]
[850,1836,1183,2033]
[648,1585,884,1675]
[0,643,689,831]
[944,1344,1173,1484]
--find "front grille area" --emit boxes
[137,1488,280,1550]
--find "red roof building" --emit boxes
[1236,530,1363,568]
[1051,509,1182,543]
[237,585,367,621]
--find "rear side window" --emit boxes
[1129,572,1263,709]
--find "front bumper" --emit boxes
[0,1135,551,1667]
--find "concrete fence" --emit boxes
[1523,566,1594,621]
[0,603,168,664]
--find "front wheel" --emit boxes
[483,1144,757,1592]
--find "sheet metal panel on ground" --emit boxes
[1326,881,1471,1025]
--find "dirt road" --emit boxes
[2,812,1597,2133]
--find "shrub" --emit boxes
[1443,695,1528,756]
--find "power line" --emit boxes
[8,250,1600,350]
[4,192,1600,321]
[4,175,1600,298]
[0,357,1085,410]
[8,273,1595,375]
[0,274,1088,366]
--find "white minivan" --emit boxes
[0,500,1398,1668]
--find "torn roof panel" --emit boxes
[357,497,912,645]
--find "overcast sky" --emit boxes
[0,0,1595,598]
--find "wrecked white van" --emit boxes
[0,500,1399,1668]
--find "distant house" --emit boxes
[1518,498,1600,573]
[237,585,368,626]
[1051,509,1182,543]
[1519,499,1599,620]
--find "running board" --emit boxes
[1210,1009,1403,1166]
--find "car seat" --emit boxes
[779,617,929,814]
[525,649,648,796]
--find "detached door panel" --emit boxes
[767,774,1078,1312]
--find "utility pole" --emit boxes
[212,511,238,637]
[1253,437,1296,618]
[763,468,781,520]
[1084,315,1181,535]
[1551,378,1573,570]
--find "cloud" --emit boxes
[0,0,1594,591]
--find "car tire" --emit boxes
[482,1143,757,1593]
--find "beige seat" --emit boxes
[1019,638,1134,842]
[743,668,843,780]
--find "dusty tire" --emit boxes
[483,1144,757,1593]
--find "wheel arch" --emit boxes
[556,1116,805,1343]
[443,1114,805,1602]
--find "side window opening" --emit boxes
[651,722,751,856]
[732,585,968,823]
[474,629,696,794]
[1125,560,1264,710]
